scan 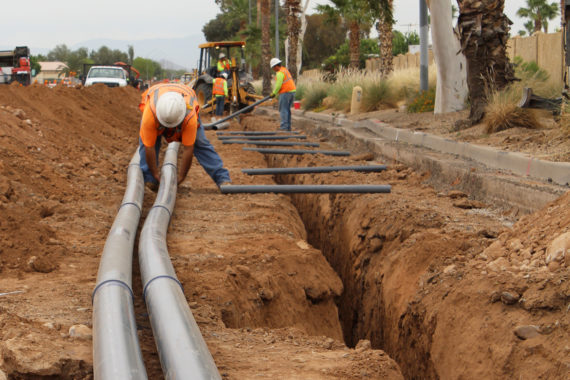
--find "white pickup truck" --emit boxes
[84,66,128,87]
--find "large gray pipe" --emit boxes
[219,184,392,194]
[243,147,350,156]
[138,142,221,380]
[222,140,320,147]
[242,165,387,175]
[93,151,147,380]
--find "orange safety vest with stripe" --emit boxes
[213,78,226,96]
[278,66,296,94]
[139,83,200,144]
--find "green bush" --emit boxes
[407,88,435,113]
[362,80,393,111]
[302,82,330,110]
[295,84,306,101]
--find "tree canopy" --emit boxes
[516,0,559,33]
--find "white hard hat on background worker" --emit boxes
[156,92,186,128]
[270,58,282,68]
[219,53,226,59]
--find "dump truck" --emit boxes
[0,46,32,85]
[191,41,262,114]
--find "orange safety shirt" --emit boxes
[213,77,226,96]
[139,83,199,147]
[277,66,296,94]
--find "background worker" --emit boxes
[213,72,228,116]
[138,82,231,190]
[269,58,296,131]
[217,53,230,75]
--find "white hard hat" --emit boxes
[221,72,228,79]
[270,58,281,68]
[219,53,226,59]
[156,92,186,128]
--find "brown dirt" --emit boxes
[0,84,567,379]
[348,108,570,162]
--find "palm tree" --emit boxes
[261,0,272,95]
[456,0,515,126]
[318,0,375,69]
[517,0,559,33]
[371,0,394,76]
[285,0,302,80]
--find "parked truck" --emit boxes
[0,46,31,85]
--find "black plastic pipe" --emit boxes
[202,95,272,129]
[218,135,307,140]
[216,131,300,135]
[241,165,387,175]
[243,147,350,156]
[219,184,391,194]
[222,140,320,147]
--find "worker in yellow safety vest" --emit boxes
[217,53,230,74]
[269,58,296,131]
[213,72,229,116]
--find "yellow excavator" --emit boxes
[190,41,263,115]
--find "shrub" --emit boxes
[302,82,330,110]
[483,57,560,133]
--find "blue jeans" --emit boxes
[278,91,295,131]
[215,96,225,116]
[139,124,231,186]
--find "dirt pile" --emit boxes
[242,114,569,379]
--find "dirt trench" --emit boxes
[0,85,404,379]
[241,115,570,380]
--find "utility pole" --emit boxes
[275,0,279,58]
[249,0,252,25]
[419,0,428,91]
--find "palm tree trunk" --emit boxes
[456,0,515,126]
[349,20,360,69]
[376,0,393,76]
[261,0,272,95]
[286,0,301,80]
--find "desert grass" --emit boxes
[484,57,561,133]
[296,66,438,112]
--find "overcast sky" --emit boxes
[1,1,527,56]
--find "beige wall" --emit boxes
[364,32,563,83]
[508,32,563,84]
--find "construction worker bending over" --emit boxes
[217,53,230,75]
[138,83,231,191]
[213,72,228,116]
[269,58,296,131]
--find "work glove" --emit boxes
[269,93,276,98]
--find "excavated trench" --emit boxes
[236,116,513,379]
[266,154,443,379]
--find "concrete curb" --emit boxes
[294,110,570,187]
[254,107,568,214]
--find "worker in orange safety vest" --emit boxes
[269,58,296,131]
[213,72,228,116]
[138,83,231,191]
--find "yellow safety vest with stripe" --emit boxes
[278,66,296,94]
